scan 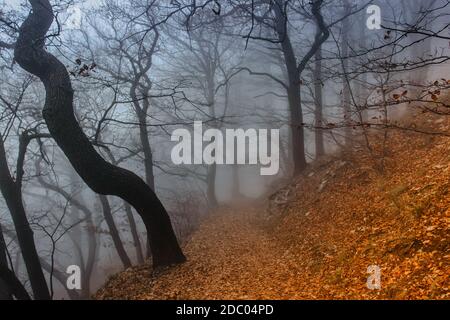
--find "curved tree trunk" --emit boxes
[14,0,185,267]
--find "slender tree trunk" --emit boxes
[231,165,241,199]
[124,203,144,264]
[403,0,435,96]
[0,265,31,300]
[14,0,185,267]
[341,0,352,145]
[206,73,219,208]
[314,44,325,158]
[81,215,96,298]
[3,225,81,300]
[207,164,218,208]
[274,1,307,175]
[36,165,96,298]
[99,196,132,268]
[38,258,81,300]
[134,97,156,191]
[356,11,369,123]
[0,224,13,300]
[0,139,50,300]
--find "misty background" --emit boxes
[0,0,449,299]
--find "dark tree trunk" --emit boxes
[231,165,241,199]
[99,196,132,268]
[286,83,307,175]
[274,1,307,175]
[136,99,156,191]
[207,163,218,208]
[14,0,185,267]
[0,139,50,300]
[314,45,325,158]
[356,12,369,123]
[82,221,97,298]
[206,72,219,208]
[341,0,352,145]
[0,224,13,300]
[0,265,31,300]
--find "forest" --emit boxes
[0,0,449,301]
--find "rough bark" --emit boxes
[14,0,185,267]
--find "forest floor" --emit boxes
[95,112,449,300]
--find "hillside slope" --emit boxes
[95,114,449,300]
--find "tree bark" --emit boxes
[124,203,144,264]
[207,163,218,208]
[0,224,13,300]
[14,0,185,267]
[99,195,132,268]
[274,1,307,175]
[0,265,31,300]
[341,0,352,145]
[132,93,156,192]
[0,138,50,300]
[314,44,325,158]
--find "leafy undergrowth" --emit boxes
[95,114,449,300]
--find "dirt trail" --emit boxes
[96,121,450,300]
[97,206,305,300]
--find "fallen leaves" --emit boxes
[95,114,449,301]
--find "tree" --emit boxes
[230,0,330,175]
[14,0,185,268]
[0,223,13,300]
[313,36,325,158]
[165,13,238,208]
[0,129,51,299]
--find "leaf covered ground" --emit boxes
[95,113,449,300]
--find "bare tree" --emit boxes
[14,0,185,268]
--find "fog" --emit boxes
[0,0,449,300]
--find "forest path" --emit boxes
[96,119,450,300]
[96,205,309,299]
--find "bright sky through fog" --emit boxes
[3,0,97,29]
